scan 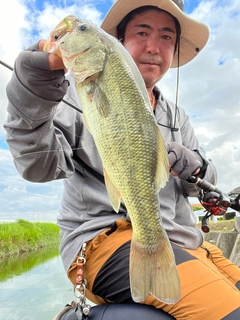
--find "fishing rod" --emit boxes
[188,175,240,233]
[0,59,83,114]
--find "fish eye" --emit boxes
[53,34,59,40]
[79,24,87,32]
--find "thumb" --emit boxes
[39,39,67,72]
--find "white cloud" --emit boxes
[0,0,104,220]
[1,0,30,63]
[0,149,63,221]
[33,3,103,40]
[0,0,103,136]
[160,0,240,193]
[0,0,30,137]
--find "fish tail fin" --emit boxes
[130,237,181,304]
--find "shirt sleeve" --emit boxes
[4,71,77,182]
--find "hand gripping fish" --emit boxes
[44,16,180,304]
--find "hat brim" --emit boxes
[101,0,209,68]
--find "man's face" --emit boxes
[123,10,177,88]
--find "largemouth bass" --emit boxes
[44,16,180,304]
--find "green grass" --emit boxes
[196,219,236,232]
[192,206,203,211]
[0,219,60,258]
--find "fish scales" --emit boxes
[44,16,181,304]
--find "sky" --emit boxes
[0,0,240,221]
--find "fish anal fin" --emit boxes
[103,168,121,212]
[129,236,181,304]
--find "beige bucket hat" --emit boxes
[101,0,209,67]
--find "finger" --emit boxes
[40,39,66,71]
[192,168,200,176]
[169,169,178,177]
[48,54,66,71]
[168,151,177,167]
[39,39,46,51]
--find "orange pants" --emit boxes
[68,219,240,320]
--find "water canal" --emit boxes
[0,246,75,320]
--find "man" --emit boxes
[4,0,240,319]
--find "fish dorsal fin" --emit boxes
[103,168,121,212]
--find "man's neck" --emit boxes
[147,88,157,110]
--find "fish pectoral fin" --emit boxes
[130,236,181,304]
[103,168,121,212]
[92,84,111,117]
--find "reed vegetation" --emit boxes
[0,219,60,258]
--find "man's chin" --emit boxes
[139,67,164,85]
[143,74,164,87]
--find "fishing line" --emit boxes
[1,56,180,157]
[152,37,181,137]
[13,145,97,160]
[173,34,181,132]
[0,157,18,174]
[0,59,96,159]
[2,186,58,199]
[0,60,83,114]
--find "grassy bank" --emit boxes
[1,218,236,259]
[0,219,60,259]
[196,219,236,232]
